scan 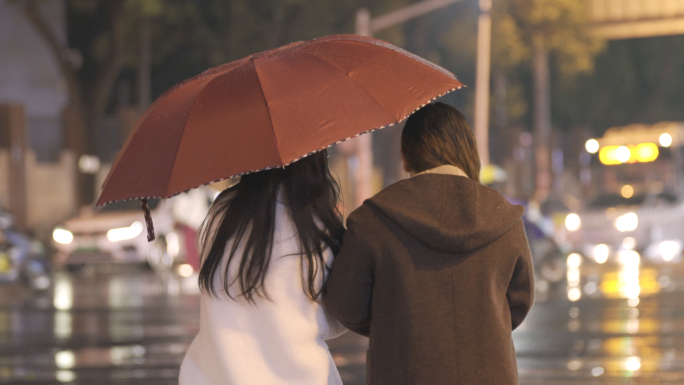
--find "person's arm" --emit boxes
[507,220,535,330]
[323,219,374,336]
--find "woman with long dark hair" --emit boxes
[179,151,347,385]
[324,102,534,384]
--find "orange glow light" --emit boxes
[599,143,659,165]
[635,143,659,163]
[599,146,622,165]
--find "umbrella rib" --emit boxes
[100,76,198,197]
[251,59,284,166]
[163,76,224,198]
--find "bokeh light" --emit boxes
[615,212,638,232]
[593,244,609,264]
[621,185,634,198]
[565,214,581,231]
[659,133,673,147]
[615,146,631,163]
[585,139,599,153]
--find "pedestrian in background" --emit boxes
[324,102,534,384]
[179,151,347,385]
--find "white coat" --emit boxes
[179,198,346,385]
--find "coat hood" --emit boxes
[364,174,524,253]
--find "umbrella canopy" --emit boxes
[97,34,464,239]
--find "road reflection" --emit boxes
[3,252,684,384]
[515,248,684,384]
[0,265,201,383]
[0,264,369,384]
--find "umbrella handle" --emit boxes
[140,199,156,242]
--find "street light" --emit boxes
[474,0,492,166]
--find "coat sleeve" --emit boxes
[323,218,374,337]
[506,220,535,331]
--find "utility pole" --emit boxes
[474,0,492,166]
[533,42,552,202]
[352,0,467,207]
[354,9,373,207]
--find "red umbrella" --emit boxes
[97,34,464,240]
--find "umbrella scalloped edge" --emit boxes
[96,85,464,207]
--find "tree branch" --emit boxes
[23,0,83,107]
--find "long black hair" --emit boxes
[198,150,345,303]
[401,102,481,182]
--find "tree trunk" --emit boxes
[62,102,94,206]
[84,0,126,145]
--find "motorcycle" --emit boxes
[524,218,567,292]
[0,210,52,290]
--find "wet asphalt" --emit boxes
[1,255,684,384]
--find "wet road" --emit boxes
[0,265,368,385]
[1,255,684,384]
[515,254,684,384]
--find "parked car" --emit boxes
[524,218,567,290]
[51,187,216,275]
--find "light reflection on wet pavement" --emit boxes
[1,258,684,384]
[515,256,684,384]
[0,265,368,384]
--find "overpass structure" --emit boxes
[590,0,684,39]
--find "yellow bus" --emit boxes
[565,122,684,264]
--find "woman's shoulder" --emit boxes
[346,203,377,228]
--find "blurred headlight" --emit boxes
[593,244,609,264]
[615,212,638,232]
[659,240,681,262]
[617,250,640,267]
[565,213,581,231]
[53,228,74,245]
[166,232,180,257]
[106,221,143,242]
[177,264,194,278]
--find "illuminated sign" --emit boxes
[599,146,622,165]
[599,143,659,165]
[634,143,658,162]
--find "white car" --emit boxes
[51,187,216,272]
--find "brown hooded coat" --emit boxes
[324,172,534,385]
